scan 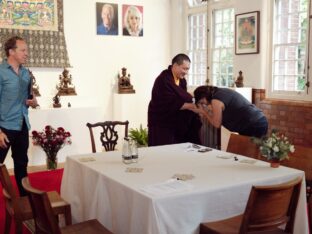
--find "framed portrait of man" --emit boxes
[96,2,118,36]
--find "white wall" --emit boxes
[5,0,273,168]
[5,0,172,168]
[233,0,269,89]
[170,0,270,89]
[33,0,171,127]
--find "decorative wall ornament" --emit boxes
[235,11,260,55]
[0,0,58,31]
[235,70,244,87]
[28,69,41,97]
[118,67,135,94]
[56,68,77,95]
[53,94,61,108]
[0,0,70,68]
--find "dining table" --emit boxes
[60,143,308,234]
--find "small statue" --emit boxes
[28,69,41,97]
[53,94,61,108]
[118,67,135,94]
[56,68,77,96]
[235,70,244,87]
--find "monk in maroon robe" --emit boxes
[148,54,202,146]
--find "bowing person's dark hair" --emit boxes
[194,85,218,104]
[171,53,191,65]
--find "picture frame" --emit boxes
[235,11,260,55]
[122,4,144,37]
[96,2,119,36]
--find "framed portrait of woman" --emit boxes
[122,4,143,37]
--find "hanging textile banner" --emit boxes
[0,0,70,68]
[0,0,58,31]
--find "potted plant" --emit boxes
[129,124,148,147]
[252,129,295,168]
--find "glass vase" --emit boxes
[46,151,58,170]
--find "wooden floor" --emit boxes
[8,162,65,175]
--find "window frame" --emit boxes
[210,6,235,87]
[266,0,312,101]
[186,0,234,88]
[185,1,208,88]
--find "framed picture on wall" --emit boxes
[122,5,143,37]
[235,11,260,55]
[96,2,118,35]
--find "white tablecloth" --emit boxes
[61,143,308,234]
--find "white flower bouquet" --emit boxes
[252,129,295,161]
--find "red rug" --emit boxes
[0,168,64,234]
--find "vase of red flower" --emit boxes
[46,152,58,170]
[32,125,71,170]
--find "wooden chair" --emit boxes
[226,133,262,160]
[200,177,302,234]
[280,145,312,231]
[86,121,129,152]
[0,164,72,234]
[22,177,112,234]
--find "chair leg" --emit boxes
[4,209,12,234]
[308,198,312,233]
[64,205,72,225]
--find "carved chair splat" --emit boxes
[86,121,129,152]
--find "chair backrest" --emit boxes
[86,120,129,152]
[0,163,26,220]
[0,163,18,200]
[281,145,312,182]
[226,133,262,160]
[22,177,61,234]
[240,177,302,233]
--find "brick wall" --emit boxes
[252,89,312,147]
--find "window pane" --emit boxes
[188,0,207,7]
[211,8,234,87]
[187,12,207,85]
[272,0,308,92]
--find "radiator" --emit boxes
[200,121,221,149]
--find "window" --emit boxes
[188,12,207,86]
[211,8,234,87]
[271,0,310,98]
[187,1,207,86]
[186,0,234,87]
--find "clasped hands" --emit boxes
[182,102,211,118]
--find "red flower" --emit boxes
[31,125,72,159]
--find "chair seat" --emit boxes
[200,214,243,234]
[61,219,112,234]
[6,191,70,218]
[200,214,290,234]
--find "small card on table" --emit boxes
[125,167,144,173]
[172,174,195,181]
[78,157,96,162]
